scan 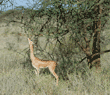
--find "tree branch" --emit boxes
[78,49,110,65]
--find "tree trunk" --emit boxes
[89,4,102,69]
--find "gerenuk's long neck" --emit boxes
[29,44,35,60]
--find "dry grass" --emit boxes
[0,51,110,95]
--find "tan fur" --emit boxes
[28,38,58,85]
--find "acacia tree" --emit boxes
[32,0,110,69]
